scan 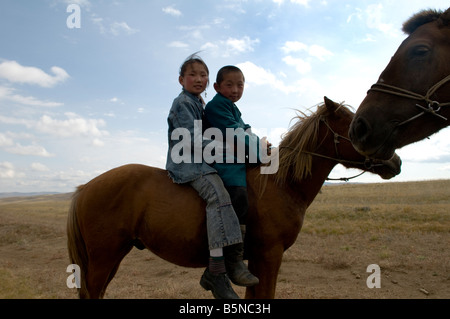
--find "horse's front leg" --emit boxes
[244,247,284,299]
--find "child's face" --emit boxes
[214,71,244,103]
[179,62,209,96]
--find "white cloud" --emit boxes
[365,4,395,35]
[0,162,16,178]
[34,113,109,138]
[0,132,50,159]
[110,22,139,36]
[201,42,219,51]
[238,61,327,105]
[60,0,91,11]
[273,0,310,6]
[0,86,63,107]
[347,4,401,38]
[237,61,297,94]
[291,0,310,7]
[280,41,333,74]
[31,162,50,172]
[0,115,29,126]
[0,60,69,88]
[0,113,109,140]
[308,44,333,61]
[202,36,260,57]
[162,5,182,17]
[281,41,333,61]
[0,133,14,147]
[282,56,312,74]
[91,16,106,33]
[397,130,450,163]
[218,1,246,14]
[281,41,308,54]
[226,36,260,54]
[92,138,104,147]
[169,41,189,49]
[5,143,54,157]
[91,15,139,36]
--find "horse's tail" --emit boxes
[67,185,89,298]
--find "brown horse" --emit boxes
[67,97,401,299]
[350,8,450,160]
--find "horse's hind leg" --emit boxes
[84,244,133,299]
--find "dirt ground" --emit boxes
[0,181,449,299]
[103,231,449,299]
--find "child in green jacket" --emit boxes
[204,65,271,286]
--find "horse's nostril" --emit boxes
[351,117,371,142]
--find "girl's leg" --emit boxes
[190,174,241,299]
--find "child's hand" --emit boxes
[261,137,272,156]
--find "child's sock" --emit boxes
[209,248,226,274]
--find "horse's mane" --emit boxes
[273,102,348,186]
[402,8,450,35]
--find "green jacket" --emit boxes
[204,93,260,187]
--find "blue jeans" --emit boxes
[190,174,243,250]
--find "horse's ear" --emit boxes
[324,96,338,113]
[440,7,450,26]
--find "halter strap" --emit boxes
[368,74,450,126]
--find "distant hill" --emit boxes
[0,192,62,199]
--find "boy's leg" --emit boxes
[224,186,259,287]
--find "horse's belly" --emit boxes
[138,189,210,268]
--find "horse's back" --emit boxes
[76,163,203,222]
[74,164,209,267]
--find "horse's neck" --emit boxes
[249,155,337,209]
[293,156,336,207]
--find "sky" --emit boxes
[0,0,449,193]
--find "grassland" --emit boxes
[0,180,448,299]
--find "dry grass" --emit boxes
[0,181,449,299]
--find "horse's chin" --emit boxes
[375,153,402,180]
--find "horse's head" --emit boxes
[322,97,401,180]
[350,8,450,160]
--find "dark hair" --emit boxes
[179,52,209,79]
[216,65,245,85]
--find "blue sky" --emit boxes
[0,0,449,192]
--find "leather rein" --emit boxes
[281,118,384,182]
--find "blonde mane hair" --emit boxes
[274,102,347,185]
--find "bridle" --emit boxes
[281,117,384,182]
[368,74,450,127]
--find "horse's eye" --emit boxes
[411,45,430,57]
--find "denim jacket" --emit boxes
[165,90,216,184]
